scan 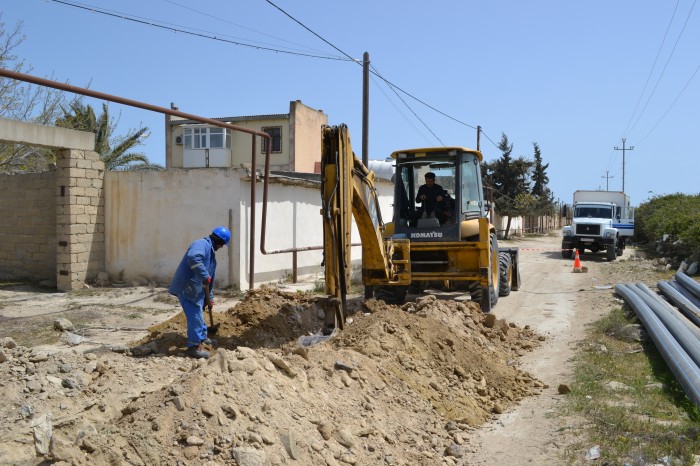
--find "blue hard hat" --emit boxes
[211,226,231,246]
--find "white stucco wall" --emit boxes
[105,168,394,290]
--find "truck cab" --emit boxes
[562,201,623,261]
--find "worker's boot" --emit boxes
[203,337,217,346]
[186,344,210,359]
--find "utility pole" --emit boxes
[614,138,634,192]
[362,52,371,300]
[601,171,614,191]
[362,52,369,168]
[476,125,481,152]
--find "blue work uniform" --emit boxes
[168,236,217,348]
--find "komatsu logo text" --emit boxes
[410,231,443,239]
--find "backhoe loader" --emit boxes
[320,125,520,333]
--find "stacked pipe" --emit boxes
[615,273,700,408]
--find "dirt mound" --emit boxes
[0,286,544,465]
[143,286,331,354]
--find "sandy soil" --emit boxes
[0,234,663,465]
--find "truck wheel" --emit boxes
[562,242,573,259]
[616,238,625,256]
[606,244,617,261]
[374,286,407,305]
[498,252,512,297]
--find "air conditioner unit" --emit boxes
[175,136,183,145]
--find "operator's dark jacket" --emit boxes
[416,183,445,213]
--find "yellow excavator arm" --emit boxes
[320,125,410,331]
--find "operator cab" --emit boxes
[391,147,485,242]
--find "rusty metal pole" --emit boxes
[250,136,257,290]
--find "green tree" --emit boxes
[55,102,162,171]
[482,133,532,239]
[530,142,555,216]
[0,15,84,172]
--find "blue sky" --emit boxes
[2,0,699,206]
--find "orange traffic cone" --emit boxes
[573,250,582,273]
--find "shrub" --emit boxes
[635,193,700,254]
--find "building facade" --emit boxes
[165,100,328,173]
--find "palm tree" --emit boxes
[56,102,163,171]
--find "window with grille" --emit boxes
[261,126,282,153]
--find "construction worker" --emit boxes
[415,172,445,221]
[169,226,231,359]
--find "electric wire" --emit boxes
[47,0,353,61]
[370,65,444,146]
[370,70,479,131]
[370,74,434,146]
[635,62,700,146]
[54,0,500,155]
[621,0,680,138]
[265,0,481,141]
[478,130,500,150]
[264,0,356,62]
[626,0,697,139]
[164,0,335,56]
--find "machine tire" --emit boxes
[498,252,512,297]
[374,285,408,305]
[407,281,427,294]
[469,281,482,303]
[562,243,573,259]
[606,244,617,261]
[478,233,499,313]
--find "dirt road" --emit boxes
[465,234,627,464]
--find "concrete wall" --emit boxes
[0,116,392,292]
[0,171,57,282]
[104,168,394,290]
[0,117,104,291]
[289,100,328,173]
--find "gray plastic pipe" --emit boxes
[676,273,700,301]
[635,282,700,340]
[658,281,700,329]
[669,280,700,308]
[615,284,700,408]
[632,283,700,366]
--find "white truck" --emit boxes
[562,190,634,261]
